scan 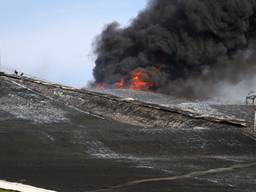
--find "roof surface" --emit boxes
[0,75,256,192]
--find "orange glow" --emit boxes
[130,69,154,91]
[96,82,107,89]
[114,79,125,89]
[96,67,161,91]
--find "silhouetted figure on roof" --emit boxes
[20,73,24,77]
[14,70,18,75]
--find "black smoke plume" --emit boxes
[93,0,256,99]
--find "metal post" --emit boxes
[254,111,256,133]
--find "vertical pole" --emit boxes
[254,111,256,133]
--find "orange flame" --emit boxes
[130,69,154,91]
[114,79,125,89]
[96,67,160,91]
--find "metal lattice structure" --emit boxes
[246,93,256,105]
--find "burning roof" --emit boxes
[93,0,256,99]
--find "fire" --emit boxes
[96,82,107,89]
[130,69,154,91]
[96,67,160,91]
[114,79,125,89]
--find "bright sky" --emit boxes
[0,0,147,87]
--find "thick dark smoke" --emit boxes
[93,0,256,99]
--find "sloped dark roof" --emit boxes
[0,73,256,192]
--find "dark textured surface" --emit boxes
[0,74,256,192]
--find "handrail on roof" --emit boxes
[246,94,256,105]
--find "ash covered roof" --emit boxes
[0,73,256,192]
